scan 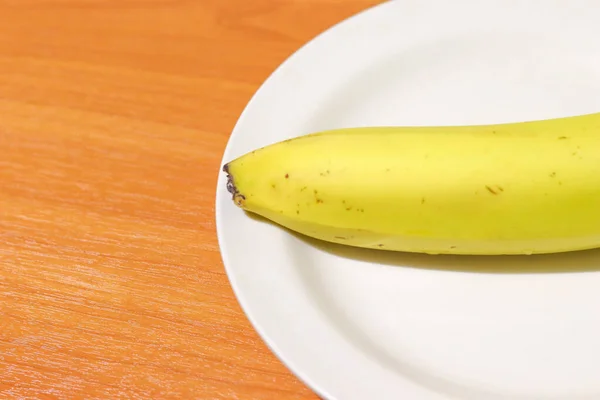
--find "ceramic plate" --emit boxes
[215,1,600,398]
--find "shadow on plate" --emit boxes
[246,212,600,274]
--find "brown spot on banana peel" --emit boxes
[485,185,498,196]
[223,163,246,207]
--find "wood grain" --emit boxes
[0,0,382,399]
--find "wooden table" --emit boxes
[0,0,382,398]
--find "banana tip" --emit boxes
[223,163,246,207]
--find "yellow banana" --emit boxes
[223,112,600,255]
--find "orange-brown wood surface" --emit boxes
[0,0,382,398]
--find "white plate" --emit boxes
[215,1,600,399]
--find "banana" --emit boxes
[222,112,600,255]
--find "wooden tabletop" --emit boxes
[0,0,382,399]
